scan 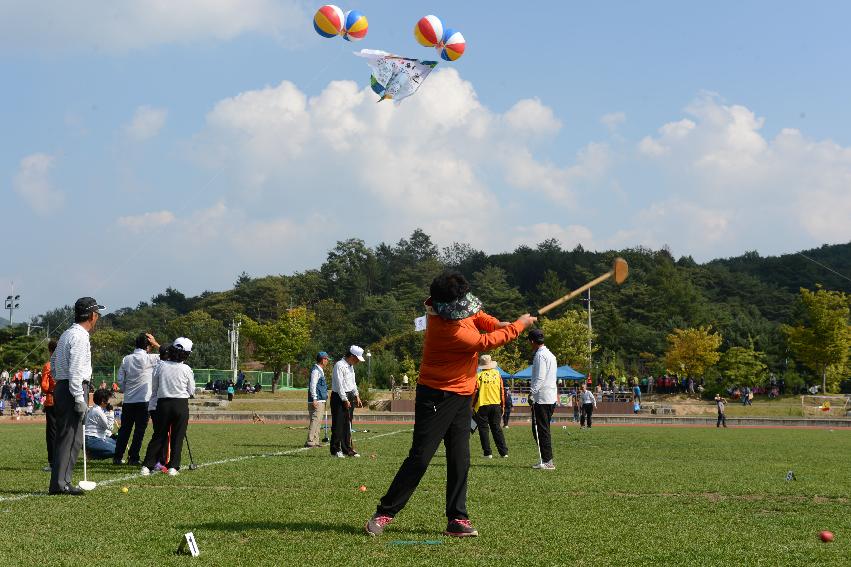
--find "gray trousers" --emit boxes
[306,401,325,446]
[49,381,88,492]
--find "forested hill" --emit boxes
[10,232,851,385]
[709,242,851,296]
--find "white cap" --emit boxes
[349,345,366,362]
[173,337,193,353]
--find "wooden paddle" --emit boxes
[538,257,629,315]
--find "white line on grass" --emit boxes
[0,427,412,504]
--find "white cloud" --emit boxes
[601,112,626,131]
[0,0,306,52]
[504,98,562,137]
[191,69,601,253]
[12,153,63,215]
[629,94,851,255]
[125,106,168,141]
[117,210,175,232]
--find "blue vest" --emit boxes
[309,364,328,402]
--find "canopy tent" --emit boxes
[497,366,512,379]
[511,364,586,380]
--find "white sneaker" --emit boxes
[483,455,493,459]
[532,461,556,470]
[168,468,179,476]
[335,451,346,458]
[351,452,362,458]
[140,466,151,476]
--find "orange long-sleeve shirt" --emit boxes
[418,310,524,395]
[41,361,55,407]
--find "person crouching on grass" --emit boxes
[141,338,196,477]
[85,389,117,460]
[366,270,536,538]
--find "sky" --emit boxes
[2,0,851,320]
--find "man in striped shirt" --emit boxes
[49,297,104,495]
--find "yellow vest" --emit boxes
[474,368,504,411]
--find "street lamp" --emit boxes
[5,294,20,326]
[27,323,43,336]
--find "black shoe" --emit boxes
[49,485,85,496]
[444,518,478,537]
[112,458,124,465]
[127,460,142,466]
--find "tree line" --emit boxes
[2,231,849,393]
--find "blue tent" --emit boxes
[496,366,512,379]
[511,364,585,380]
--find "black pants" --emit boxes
[114,402,150,463]
[330,392,355,455]
[474,404,508,457]
[44,405,57,465]
[377,384,472,520]
[531,403,555,463]
[717,412,727,428]
[143,398,189,470]
[50,381,88,492]
[581,403,594,427]
[502,403,512,427]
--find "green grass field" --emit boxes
[1,421,849,566]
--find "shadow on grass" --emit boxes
[182,520,363,535]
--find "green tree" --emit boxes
[167,310,229,368]
[90,328,131,367]
[719,343,768,388]
[0,330,49,370]
[783,286,851,393]
[489,340,528,375]
[531,269,568,311]
[664,326,722,379]
[472,265,524,321]
[539,310,596,373]
[241,307,314,382]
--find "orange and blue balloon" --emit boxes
[343,10,368,41]
[440,29,465,61]
[314,4,344,38]
[414,15,443,47]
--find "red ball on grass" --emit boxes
[819,530,834,542]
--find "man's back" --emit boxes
[119,349,159,403]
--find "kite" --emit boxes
[354,49,438,104]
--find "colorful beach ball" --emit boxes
[414,15,443,47]
[314,4,344,38]
[440,29,466,61]
[343,10,368,41]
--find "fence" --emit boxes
[91,366,297,389]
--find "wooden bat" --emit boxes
[538,257,629,315]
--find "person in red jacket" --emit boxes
[366,270,535,538]
[41,339,58,472]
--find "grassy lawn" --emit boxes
[1,422,849,566]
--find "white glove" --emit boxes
[74,396,88,414]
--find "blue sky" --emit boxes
[3,0,851,319]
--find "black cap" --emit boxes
[74,297,105,317]
[528,328,545,344]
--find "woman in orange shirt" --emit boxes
[41,339,58,472]
[366,271,535,538]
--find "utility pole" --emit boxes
[581,289,593,379]
[228,319,241,382]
